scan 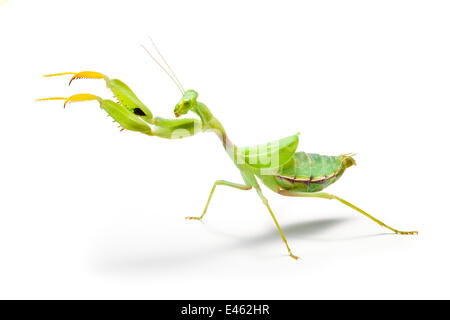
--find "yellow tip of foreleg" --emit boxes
[36,97,68,101]
[68,71,106,85]
[42,71,107,86]
[36,94,101,108]
[43,72,77,77]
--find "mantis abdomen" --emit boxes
[275,152,356,192]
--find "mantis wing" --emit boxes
[236,133,299,170]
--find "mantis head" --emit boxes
[174,90,198,117]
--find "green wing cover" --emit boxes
[236,133,299,169]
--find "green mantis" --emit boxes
[37,41,418,260]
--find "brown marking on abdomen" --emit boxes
[277,170,339,185]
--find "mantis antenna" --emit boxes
[148,37,185,93]
[140,41,185,95]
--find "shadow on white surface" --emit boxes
[94,217,392,272]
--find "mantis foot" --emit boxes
[289,253,301,260]
[395,230,419,235]
[185,216,203,221]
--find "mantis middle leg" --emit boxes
[187,179,299,260]
[278,190,418,235]
[186,180,252,220]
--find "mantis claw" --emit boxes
[43,71,107,86]
[42,71,154,122]
[69,71,106,86]
[36,94,100,108]
[37,94,152,135]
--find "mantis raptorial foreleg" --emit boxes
[37,72,204,139]
[278,190,418,235]
[42,71,154,122]
[37,94,202,138]
[37,94,154,134]
[186,180,252,220]
[150,116,203,139]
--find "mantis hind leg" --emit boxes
[278,190,418,235]
[186,180,252,220]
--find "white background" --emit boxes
[0,0,449,299]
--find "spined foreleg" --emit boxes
[37,72,203,139]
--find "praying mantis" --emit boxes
[37,40,418,260]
